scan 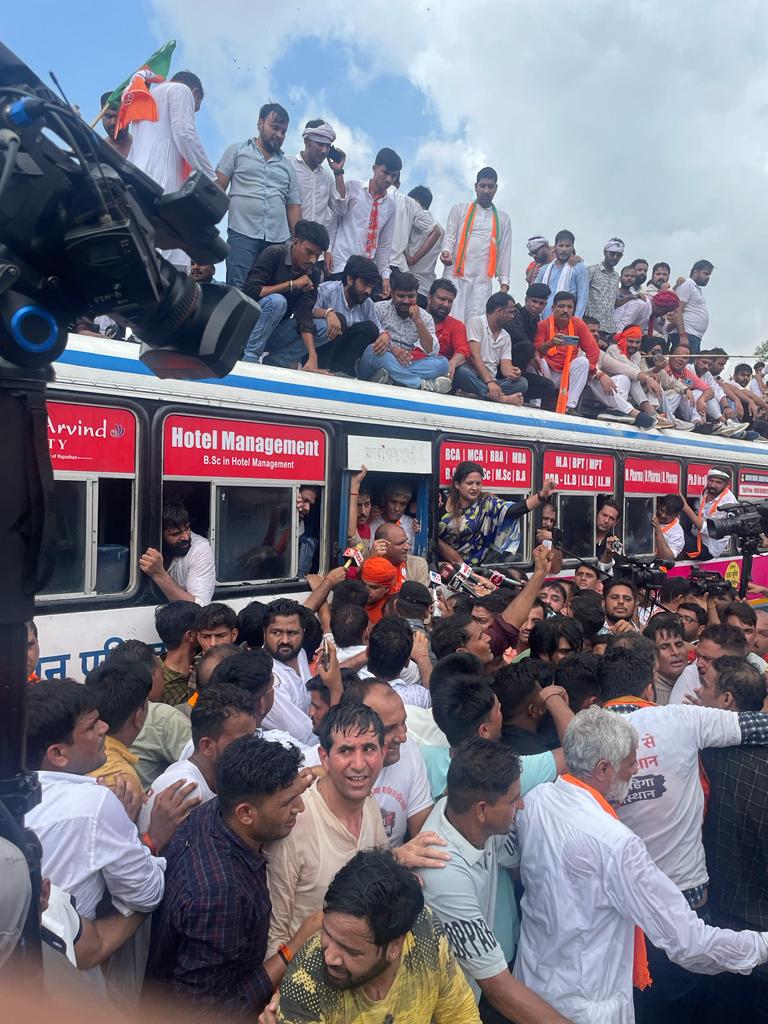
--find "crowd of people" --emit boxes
[84,75,768,439]
[11,450,768,1024]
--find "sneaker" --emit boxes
[715,421,743,437]
[369,368,391,385]
[693,422,715,434]
[673,418,696,431]
[654,415,678,429]
[597,412,636,424]
[420,376,452,394]
[726,419,748,438]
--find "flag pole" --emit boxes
[89,104,109,129]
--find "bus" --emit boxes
[35,334,768,679]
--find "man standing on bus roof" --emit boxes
[140,499,216,607]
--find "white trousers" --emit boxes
[665,390,703,423]
[448,274,493,326]
[538,354,590,408]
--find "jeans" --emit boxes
[668,332,702,355]
[358,346,449,388]
[317,319,380,375]
[453,363,528,398]
[242,293,304,362]
[226,229,272,288]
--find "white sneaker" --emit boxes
[726,418,748,437]
[673,418,696,431]
[420,376,452,394]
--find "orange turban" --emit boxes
[614,325,643,357]
[361,557,398,624]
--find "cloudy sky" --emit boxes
[6,1,768,355]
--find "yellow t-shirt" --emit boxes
[276,907,480,1024]
[88,735,144,800]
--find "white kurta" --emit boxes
[515,778,768,1024]
[442,202,512,325]
[128,82,215,269]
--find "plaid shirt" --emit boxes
[146,799,273,1017]
[702,743,768,931]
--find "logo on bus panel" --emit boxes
[47,402,136,474]
[163,414,326,481]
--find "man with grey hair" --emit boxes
[514,706,768,1023]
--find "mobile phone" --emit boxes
[328,146,345,164]
[321,637,330,671]
[556,334,580,346]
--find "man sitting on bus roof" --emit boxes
[534,290,600,413]
[140,499,216,607]
[311,255,389,377]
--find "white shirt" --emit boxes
[656,517,685,560]
[409,216,444,295]
[613,704,741,890]
[167,531,216,606]
[25,772,165,920]
[128,82,215,269]
[443,202,512,287]
[368,513,417,549]
[371,738,433,847]
[271,649,312,714]
[330,180,396,280]
[613,294,653,333]
[695,487,738,559]
[335,643,367,665]
[675,278,710,337]
[406,706,447,748]
[663,662,700,706]
[515,777,768,1024]
[138,756,214,833]
[467,314,512,375]
[389,191,434,272]
[292,154,348,232]
[262,652,316,745]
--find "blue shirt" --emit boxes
[316,279,383,331]
[536,260,590,317]
[217,139,300,242]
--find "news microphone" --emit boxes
[455,562,487,586]
[342,545,364,569]
[478,567,523,590]
[438,562,476,595]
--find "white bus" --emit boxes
[36,334,768,679]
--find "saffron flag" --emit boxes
[105,41,176,135]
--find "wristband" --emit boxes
[333,169,345,176]
[543,691,565,704]
[277,943,293,965]
[142,831,159,857]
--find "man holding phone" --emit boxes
[533,290,601,413]
[293,120,349,274]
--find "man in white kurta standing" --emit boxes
[439,167,512,326]
[515,707,768,1024]
[128,71,216,271]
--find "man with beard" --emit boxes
[630,257,650,292]
[586,237,625,338]
[140,499,215,606]
[536,229,589,317]
[359,272,451,391]
[440,167,513,325]
[190,262,215,284]
[603,580,639,634]
[262,598,313,722]
[599,633,768,1024]
[613,265,653,334]
[217,102,301,288]
[524,234,551,285]
[293,119,348,273]
[646,261,672,297]
[99,91,131,157]
[297,485,320,577]
[506,282,559,409]
[681,468,738,559]
[515,706,768,1024]
[534,290,599,412]
[669,624,748,705]
[268,849,480,1024]
[312,255,388,377]
[426,278,472,384]
[652,494,687,561]
[668,260,715,355]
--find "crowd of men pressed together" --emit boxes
[83,73,768,440]
[11,444,768,1024]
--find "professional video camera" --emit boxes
[689,567,735,600]
[706,501,768,542]
[0,42,258,378]
[613,553,671,592]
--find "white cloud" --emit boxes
[147,0,768,353]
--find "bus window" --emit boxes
[623,496,655,556]
[215,486,293,583]
[40,480,89,596]
[96,478,134,593]
[558,494,595,559]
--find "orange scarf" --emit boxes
[454,202,499,278]
[685,488,729,559]
[544,316,577,413]
[561,774,652,991]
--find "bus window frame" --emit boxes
[541,447,617,567]
[157,407,331,590]
[683,458,738,559]
[620,455,683,559]
[38,400,141,605]
[434,434,536,567]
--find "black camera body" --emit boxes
[706,501,768,542]
[690,568,735,599]
[613,555,669,591]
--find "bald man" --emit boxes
[373,523,430,587]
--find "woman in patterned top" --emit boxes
[438,461,556,567]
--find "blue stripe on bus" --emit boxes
[58,348,766,458]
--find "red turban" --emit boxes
[651,290,680,313]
